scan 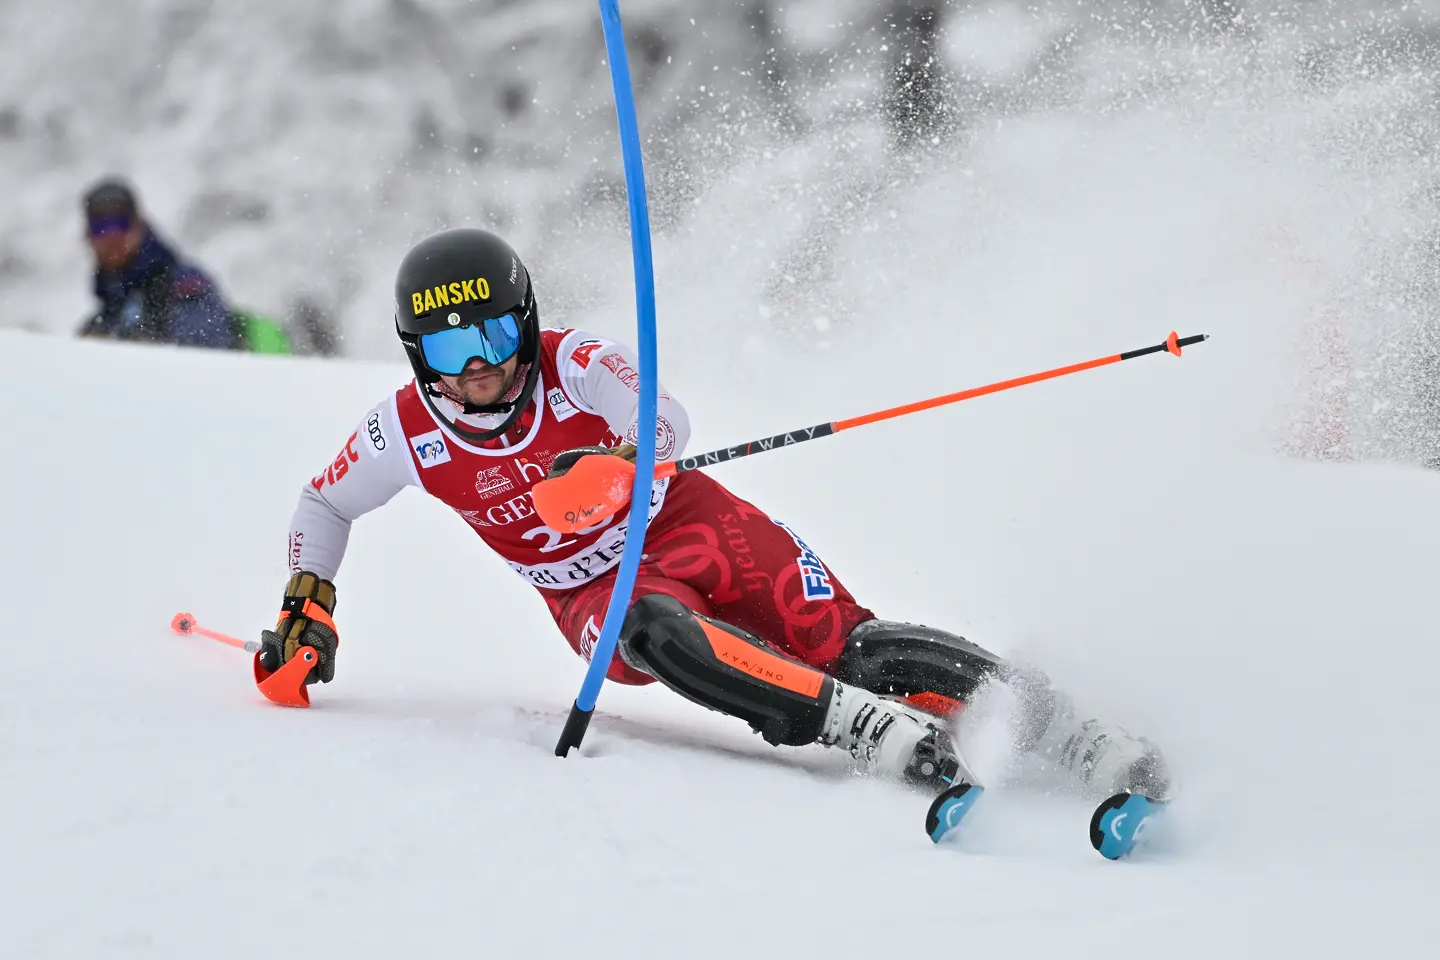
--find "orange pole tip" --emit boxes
[253,646,317,707]
[1166,331,1181,357]
[532,454,637,534]
[172,613,250,650]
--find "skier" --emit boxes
[261,227,1170,801]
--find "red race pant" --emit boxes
[541,472,874,685]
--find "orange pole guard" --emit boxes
[253,645,319,707]
[171,612,260,653]
[532,452,643,535]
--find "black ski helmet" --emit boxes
[394,228,541,442]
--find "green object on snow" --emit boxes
[233,310,292,354]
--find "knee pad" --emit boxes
[620,594,835,747]
[835,619,1004,709]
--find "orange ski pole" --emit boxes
[172,611,317,707]
[534,331,1208,533]
[170,612,259,653]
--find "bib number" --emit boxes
[520,512,617,553]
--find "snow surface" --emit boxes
[4,1,1440,957]
[3,320,1437,956]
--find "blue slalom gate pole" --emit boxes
[555,0,660,757]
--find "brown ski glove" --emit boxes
[257,571,339,684]
[547,443,637,479]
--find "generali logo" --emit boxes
[475,466,515,498]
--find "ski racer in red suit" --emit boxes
[260,228,1171,800]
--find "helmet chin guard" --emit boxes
[421,355,542,445]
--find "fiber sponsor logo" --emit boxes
[411,277,491,316]
[474,466,515,498]
[410,429,451,467]
[773,519,835,601]
[364,412,387,456]
[312,432,360,490]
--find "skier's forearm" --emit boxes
[287,485,354,580]
[625,398,689,461]
[286,403,415,579]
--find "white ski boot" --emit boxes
[1024,691,1172,800]
[817,681,976,790]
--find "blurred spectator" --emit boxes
[77,179,241,350]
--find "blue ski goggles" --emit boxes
[87,215,133,238]
[418,313,524,375]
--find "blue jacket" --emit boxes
[84,231,239,350]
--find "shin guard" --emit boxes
[620,595,834,746]
[837,620,1067,751]
[835,619,1004,713]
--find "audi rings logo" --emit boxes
[364,412,387,456]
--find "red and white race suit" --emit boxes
[290,327,874,683]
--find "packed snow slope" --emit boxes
[2,308,1438,957]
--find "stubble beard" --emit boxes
[456,365,515,407]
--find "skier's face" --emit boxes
[440,354,521,406]
[87,219,144,271]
